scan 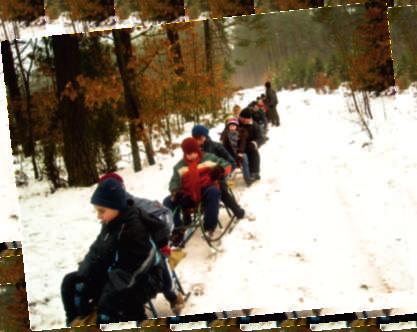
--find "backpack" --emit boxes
[130,196,174,248]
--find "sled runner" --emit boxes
[144,254,191,320]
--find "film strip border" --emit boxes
[2,0,414,42]
[141,311,417,330]
[0,241,22,257]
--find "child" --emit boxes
[191,125,245,219]
[220,118,253,187]
[61,178,165,326]
[256,97,269,132]
[232,104,241,118]
[97,172,185,316]
[163,137,232,241]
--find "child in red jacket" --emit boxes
[163,137,232,242]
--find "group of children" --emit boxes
[61,83,279,327]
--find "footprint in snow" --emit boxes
[191,283,205,296]
[244,232,257,240]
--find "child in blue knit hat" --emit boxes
[61,178,165,326]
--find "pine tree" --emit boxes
[51,34,99,186]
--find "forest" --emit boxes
[2,2,397,192]
[231,4,394,93]
[184,0,255,19]
[0,0,45,40]
[255,0,324,12]
[45,0,115,21]
[388,6,417,88]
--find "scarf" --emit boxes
[184,156,202,203]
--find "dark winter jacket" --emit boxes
[265,86,278,107]
[239,121,264,149]
[251,107,267,128]
[201,136,237,169]
[77,202,161,289]
[220,127,248,161]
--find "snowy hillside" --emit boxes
[13,85,417,330]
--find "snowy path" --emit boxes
[16,87,417,330]
[171,88,414,316]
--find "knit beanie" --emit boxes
[226,117,239,127]
[99,172,125,186]
[239,108,253,119]
[181,137,201,155]
[91,178,128,211]
[191,125,209,138]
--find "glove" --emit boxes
[160,245,171,257]
[210,165,225,181]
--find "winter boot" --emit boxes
[252,173,261,181]
[235,208,245,220]
[169,292,185,315]
[244,177,254,187]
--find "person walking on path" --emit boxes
[265,81,280,126]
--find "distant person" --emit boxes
[220,118,254,187]
[232,104,242,118]
[248,101,267,143]
[265,81,280,126]
[238,108,263,181]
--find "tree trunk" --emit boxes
[351,88,373,140]
[165,117,172,145]
[101,144,117,173]
[52,34,98,186]
[1,40,33,157]
[112,28,143,172]
[140,123,155,166]
[175,113,181,133]
[13,38,39,179]
[42,139,62,192]
[42,36,64,191]
[128,120,142,171]
[166,25,185,77]
[204,19,216,116]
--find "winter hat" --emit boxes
[99,172,125,187]
[191,125,209,138]
[239,108,253,119]
[91,178,128,211]
[181,137,201,155]
[226,117,239,127]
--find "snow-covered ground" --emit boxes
[0,67,22,242]
[11,85,417,330]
